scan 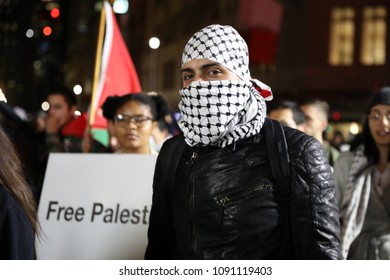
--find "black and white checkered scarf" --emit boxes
[178,24,272,147]
[178,80,266,147]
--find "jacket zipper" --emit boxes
[187,149,198,258]
[187,150,198,165]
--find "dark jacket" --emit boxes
[145,125,341,259]
[0,185,35,259]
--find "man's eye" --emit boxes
[208,69,221,75]
[182,74,193,80]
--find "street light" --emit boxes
[148,37,160,90]
[113,0,129,14]
[149,37,160,49]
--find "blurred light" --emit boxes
[73,84,83,95]
[0,88,7,103]
[50,7,60,18]
[149,37,160,49]
[74,110,81,117]
[14,106,28,121]
[77,20,88,33]
[113,0,129,14]
[94,1,102,12]
[26,29,34,38]
[43,26,52,36]
[350,122,360,135]
[33,60,42,70]
[331,111,341,121]
[45,2,59,11]
[41,101,50,111]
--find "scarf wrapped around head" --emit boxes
[181,24,273,100]
[179,24,272,147]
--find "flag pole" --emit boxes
[89,1,107,127]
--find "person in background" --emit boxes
[36,87,107,200]
[102,93,158,154]
[145,24,341,260]
[148,93,175,152]
[0,101,46,201]
[300,99,340,166]
[45,87,78,152]
[334,86,390,259]
[268,100,305,131]
[0,126,39,259]
[45,87,107,153]
[331,130,350,152]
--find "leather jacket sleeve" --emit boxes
[288,130,342,259]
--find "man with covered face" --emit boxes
[145,24,341,259]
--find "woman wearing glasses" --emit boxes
[334,86,390,259]
[102,93,158,154]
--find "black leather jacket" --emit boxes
[145,126,341,259]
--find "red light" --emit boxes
[43,26,52,36]
[332,111,341,121]
[50,8,60,18]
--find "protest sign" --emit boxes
[36,153,156,260]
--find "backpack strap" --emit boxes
[157,134,187,194]
[264,118,291,199]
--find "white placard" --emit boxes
[36,153,157,260]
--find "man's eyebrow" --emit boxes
[200,62,221,69]
[181,67,194,73]
[181,62,222,73]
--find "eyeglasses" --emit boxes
[368,112,390,123]
[113,114,153,127]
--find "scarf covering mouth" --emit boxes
[178,80,266,147]
[181,24,273,101]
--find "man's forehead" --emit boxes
[48,94,66,103]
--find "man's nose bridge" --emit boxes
[193,72,205,82]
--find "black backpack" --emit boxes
[157,118,291,198]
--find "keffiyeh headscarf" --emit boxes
[178,24,273,147]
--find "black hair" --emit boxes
[101,93,157,121]
[47,87,77,108]
[268,100,305,125]
[148,93,181,135]
[149,94,170,122]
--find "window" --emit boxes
[361,6,387,65]
[329,7,355,66]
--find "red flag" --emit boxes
[90,1,142,129]
[239,0,283,32]
[61,113,88,138]
[239,0,283,64]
